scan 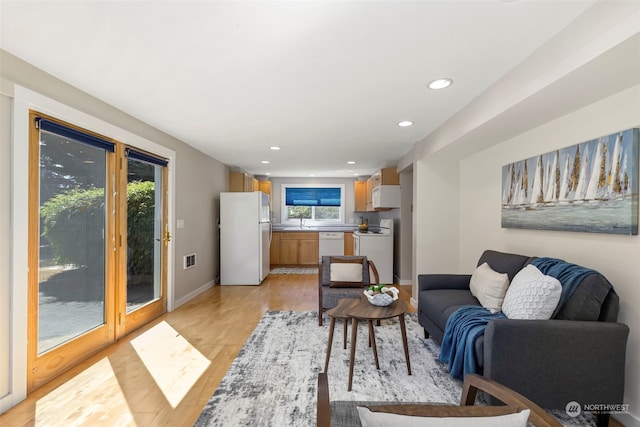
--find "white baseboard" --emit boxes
[173,280,215,310]
[410,297,418,309]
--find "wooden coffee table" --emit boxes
[345,295,411,391]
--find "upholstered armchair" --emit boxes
[318,255,380,326]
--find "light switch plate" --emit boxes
[177,219,184,229]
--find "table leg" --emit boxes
[324,317,336,373]
[399,313,412,375]
[343,318,348,349]
[367,320,380,370]
[348,317,358,391]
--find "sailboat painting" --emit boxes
[501,128,639,235]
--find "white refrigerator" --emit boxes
[220,191,271,285]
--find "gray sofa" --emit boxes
[417,250,629,427]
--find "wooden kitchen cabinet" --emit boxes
[354,181,367,212]
[229,172,271,196]
[365,167,400,211]
[298,239,319,265]
[371,167,400,187]
[270,232,281,265]
[280,239,298,265]
[344,232,354,256]
[259,180,272,197]
[229,171,249,192]
[277,232,319,266]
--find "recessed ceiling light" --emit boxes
[428,78,453,90]
[398,121,413,127]
[310,174,315,177]
[265,172,271,175]
[270,146,280,151]
[353,173,359,176]
[261,160,270,164]
[347,161,356,165]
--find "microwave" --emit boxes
[371,185,400,208]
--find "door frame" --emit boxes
[7,86,175,404]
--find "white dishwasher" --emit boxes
[318,232,344,260]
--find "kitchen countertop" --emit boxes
[271,225,360,232]
[271,225,387,233]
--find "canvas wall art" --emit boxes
[501,128,639,235]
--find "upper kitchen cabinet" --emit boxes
[357,167,400,211]
[354,181,367,211]
[259,180,271,196]
[370,167,400,187]
[229,171,271,197]
[229,171,252,192]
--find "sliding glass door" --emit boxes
[28,111,169,391]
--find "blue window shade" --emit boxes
[126,148,168,167]
[285,188,341,206]
[36,117,115,152]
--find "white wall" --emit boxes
[412,153,460,302]
[398,170,413,285]
[458,85,640,424]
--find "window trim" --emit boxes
[281,183,345,226]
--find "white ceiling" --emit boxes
[0,1,604,177]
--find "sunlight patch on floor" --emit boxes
[130,321,210,408]
[35,358,133,426]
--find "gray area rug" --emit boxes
[194,311,597,426]
[270,267,318,275]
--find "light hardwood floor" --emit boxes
[1,276,622,427]
[1,274,413,426]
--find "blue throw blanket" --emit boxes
[439,306,505,380]
[531,257,609,318]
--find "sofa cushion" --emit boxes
[502,265,561,320]
[477,250,533,282]
[419,289,481,331]
[469,263,510,312]
[554,273,612,321]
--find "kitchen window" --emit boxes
[282,184,345,225]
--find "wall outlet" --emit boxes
[183,253,196,269]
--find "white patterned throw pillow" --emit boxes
[469,262,510,312]
[502,265,562,320]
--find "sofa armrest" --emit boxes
[417,274,472,292]
[484,319,629,409]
